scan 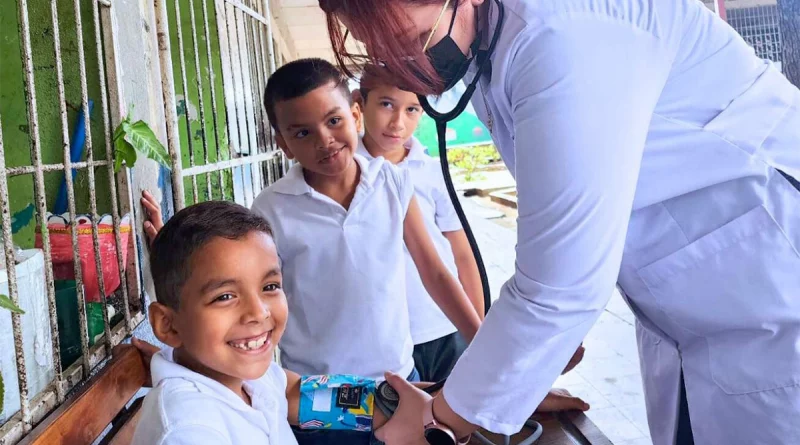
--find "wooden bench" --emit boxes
[17,344,611,445]
[479,411,612,445]
[18,344,148,445]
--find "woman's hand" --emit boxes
[141,190,164,245]
[535,388,589,413]
[374,372,430,445]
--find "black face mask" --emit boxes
[425,3,482,92]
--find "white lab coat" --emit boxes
[442,0,800,444]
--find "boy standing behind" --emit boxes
[354,70,483,382]
[252,58,481,384]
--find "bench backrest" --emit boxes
[18,345,147,445]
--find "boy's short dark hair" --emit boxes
[150,201,273,310]
[358,64,410,102]
[264,58,352,132]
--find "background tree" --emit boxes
[778,0,800,86]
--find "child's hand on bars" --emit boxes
[141,190,164,245]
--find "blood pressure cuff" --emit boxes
[298,374,376,431]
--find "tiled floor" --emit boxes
[463,197,653,444]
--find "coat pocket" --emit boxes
[637,205,800,394]
[703,65,792,156]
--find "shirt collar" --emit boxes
[269,152,380,196]
[357,136,428,166]
[151,347,273,414]
[404,136,428,163]
[269,162,312,196]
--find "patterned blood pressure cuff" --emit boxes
[298,374,376,431]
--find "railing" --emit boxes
[727,3,783,65]
[1,0,291,442]
[157,0,288,211]
[0,0,142,442]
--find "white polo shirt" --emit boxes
[251,154,415,380]
[358,138,462,345]
[132,348,297,445]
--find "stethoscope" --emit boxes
[416,0,506,321]
[376,1,545,444]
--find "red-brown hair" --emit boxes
[319,0,450,96]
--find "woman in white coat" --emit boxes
[319,0,800,444]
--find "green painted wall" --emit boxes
[413,83,493,157]
[166,0,234,204]
[1,0,111,248]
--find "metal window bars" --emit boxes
[0,0,144,442]
[2,0,289,440]
[725,3,783,65]
[157,0,287,213]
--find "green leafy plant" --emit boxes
[448,144,499,181]
[112,114,171,172]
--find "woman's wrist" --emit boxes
[432,392,477,440]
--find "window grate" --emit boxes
[726,4,783,64]
[1,0,144,442]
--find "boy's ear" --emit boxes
[148,302,183,349]
[274,133,295,160]
[352,89,363,107]
[351,101,363,134]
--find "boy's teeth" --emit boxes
[231,333,268,351]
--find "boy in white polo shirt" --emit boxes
[253,57,481,384]
[353,69,484,383]
[132,201,297,444]
[133,201,430,445]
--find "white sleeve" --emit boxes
[431,163,463,233]
[442,15,671,434]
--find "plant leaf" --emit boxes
[112,117,126,144]
[114,133,138,173]
[0,294,25,314]
[124,120,171,169]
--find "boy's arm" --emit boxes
[285,369,301,425]
[404,197,482,341]
[443,230,485,320]
[287,370,588,427]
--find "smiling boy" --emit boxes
[132,201,297,444]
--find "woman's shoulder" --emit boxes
[504,0,674,37]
